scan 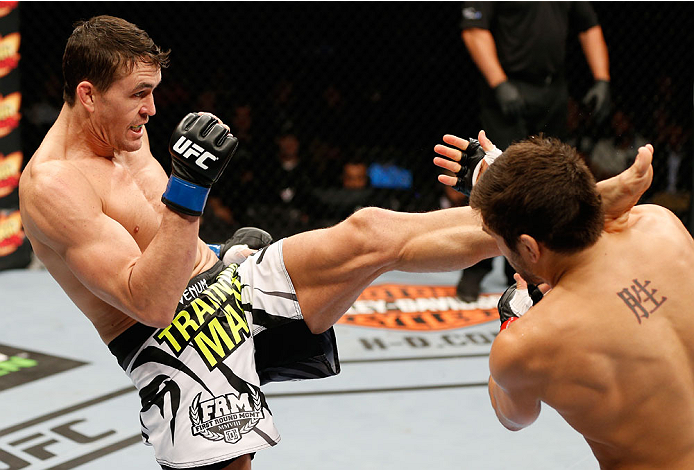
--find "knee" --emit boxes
[343,206,386,240]
[342,207,401,262]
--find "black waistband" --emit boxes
[107,260,227,370]
[107,322,157,370]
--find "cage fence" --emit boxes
[17,2,693,243]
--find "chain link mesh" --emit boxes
[19,2,693,242]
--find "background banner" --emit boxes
[0,2,31,271]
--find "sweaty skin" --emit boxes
[19,45,659,470]
[488,146,694,469]
[17,61,501,355]
[19,80,652,350]
[19,62,219,344]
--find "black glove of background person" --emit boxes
[494,80,525,120]
[582,79,611,124]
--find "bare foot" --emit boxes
[597,144,654,232]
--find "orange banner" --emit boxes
[338,284,500,331]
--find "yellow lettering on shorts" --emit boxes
[157,265,250,362]
[212,277,235,301]
[172,310,200,342]
[223,304,250,343]
[208,284,228,303]
[157,326,183,353]
[194,317,235,368]
[191,298,216,323]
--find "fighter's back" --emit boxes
[514,204,694,469]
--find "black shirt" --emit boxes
[460,2,599,79]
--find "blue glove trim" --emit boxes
[161,175,210,216]
[208,243,222,257]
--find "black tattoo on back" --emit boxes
[616,279,667,324]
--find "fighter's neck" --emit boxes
[543,238,607,288]
[57,103,116,159]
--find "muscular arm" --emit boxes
[488,328,543,431]
[284,204,500,334]
[461,28,507,88]
[23,160,199,328]
[579,25,610,82]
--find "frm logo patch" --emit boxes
[0,344,87,391]
[338,284,501,331]
[190,388,263,444]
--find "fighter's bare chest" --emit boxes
[92,161,167,248]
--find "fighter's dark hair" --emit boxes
[469,135,604,253]
[62,15,170,106]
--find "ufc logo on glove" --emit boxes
[161,113,239,216]
[171,136,218,170]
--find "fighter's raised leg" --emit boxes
[286,134,655,335]
[282,205,500,333]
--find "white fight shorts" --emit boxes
[108,240,340,468]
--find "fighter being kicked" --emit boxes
[19,15,650,470]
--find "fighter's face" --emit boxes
[501,244,544,287]
[92,62,161,153]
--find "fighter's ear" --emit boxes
[76,81,96,113]
[517,234,541,264]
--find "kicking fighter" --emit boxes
[18,15,651,470]
[470,135,694,469]
[18,15,502,470]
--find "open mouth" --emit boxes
[130,124,144,131]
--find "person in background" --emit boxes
[458,1,611,297]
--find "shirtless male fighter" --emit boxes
[17,15,503,470]
[471,135,694,469]
[18,14,650,470]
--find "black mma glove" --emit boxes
[582,80,611,125]
[208,227,274,265]
[452,138,485,196]
[451,138,502,196]
[161,113,239,216]
[497,282,544,330]
[494,81,525,120]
